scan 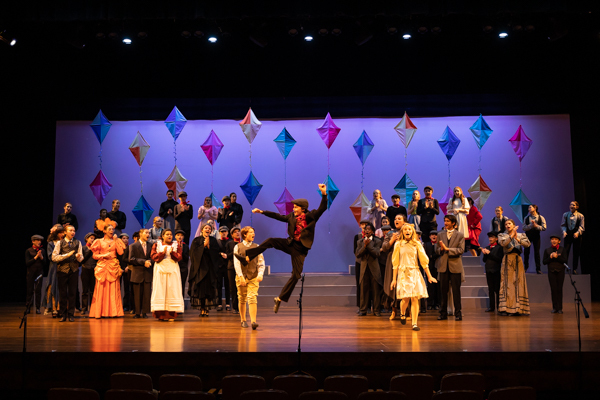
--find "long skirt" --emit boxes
[151,258,184,317]
[396,266,429,300]
[498,253,530,315]
[89,258,124,318]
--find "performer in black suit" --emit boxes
[118,233,132,312]
[424,231,440,310]
[481,231,503,313]
[226,227,241,314]
[51,225,83,322]
[174,230,189,301]
[189,223,220,316]
[25,234,46,314]
[57,202,79,232]
[435,214,465,321]
[107,199,127,236]
[355,223,383,316]
[561,201,584,274]
[159,189,178,230]
[128,229,154,318]
[80,232,97,316]
[247,183,328,313]
[353,220,368,311]
[543,234,568,314]
[417,186,439,242]
[174,191,194,245]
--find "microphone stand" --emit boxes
[292,273,309,376]
[19,275,43,353]
[566,263,589,353]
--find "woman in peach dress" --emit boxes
[89,219,125,318]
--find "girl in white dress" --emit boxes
[150,229,184,321]
[391,224,437,331]
[446,186,470,239]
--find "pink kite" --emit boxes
[509,125,533,162]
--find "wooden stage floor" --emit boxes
[2,303,599,353]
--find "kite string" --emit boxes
[211,164,214,194]
[520,161,522,188]
[284,159,287,188]
[361,165,364,192]
[140,166,143,194]
[99,146,102,170]
[405,146,408,174]
[478,148,482,175]
[174,139,177,165]
[448,160,451,188]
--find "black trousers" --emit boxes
[439,269,462,317]
[485,270,501,311]
[57,269,78,317]
[121,271,131,310]
[132,281,151,315]
[359,268,382,314]
[548,269,565,311]
[563,234,582,272]
[247,238,308,302]
[26,267,43,309]
[80,268,96,311]
[180,266,188,300]
[420,222,437,243]
[216,266,231,306]
[227,269,239,311]
[355,261,361,307]
[524,233,541,272]
[427,265,439,307]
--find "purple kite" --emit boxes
[89,170,113,205]
[274,188,295,215]
[509,125,533,162]
[316,113,341,149]
[201,130,224,165]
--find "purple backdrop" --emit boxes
[55,114,573,273]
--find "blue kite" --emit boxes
[437,126,461,161]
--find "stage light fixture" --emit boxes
[417,26,428,34]
[431,26,442,34]
[331,28,342,36]
[137,31,147,39]
[318,28,328,36]
[387,27,398,35]
[181,30,191,38]
[194,30,204,38]
[403,33,411,39]
[499,32,508,38]
[1,30,17,46]
[108,32,118,40]
[304,35,314,42]
[208,36,217,43]
[122,37,132,44]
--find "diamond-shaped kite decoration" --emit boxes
[470,114,493,150]
[349,191,370,225]
[129,131,151,167]
[209,192,223,209]
[509,125,533,162]
[240,171,263,206]
[509,189,532,224]
[316,112,341,149]
[468,175,493,211]
[437,126,461,161]
[132,195,154,228]
[353,130,375,165]
[239,108,262,144]
[394,173,418,206]
[274,128,297,159]
[90,110,112,145]
[319,175,340,209]
[89,170,113,205]
[164,106,187,141]
[394,112,418,148]
[439,187,454,216]
[164,166,188,197]
[274,188,295,215]
[201,130,224,165]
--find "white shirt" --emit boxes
[233,240,265,279]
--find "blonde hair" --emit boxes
[452,186,466,207]
[400,224,420,247]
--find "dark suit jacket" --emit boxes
[424,241,439,272]
[482,244,503,273]
[174,203,194,232]
[261,194,328,249]
[543,246,567,272]
[434,230,465,274]
[128,241,154,283]
[356,236,382,285]
[417,198,440,226]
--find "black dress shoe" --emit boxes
[558,310,563,314]
[437,315,448,320]
[498,311,509,316]
[400,315,407,325]
[357,312,367,316]
[373,312,381,317]
[551,309,558,314]
[241,321,249,328]
[142,313,148,318]
[69,316,75,322]
[485,308,494,312]
[455,315,463,321]
[252,322,259,330]
[36,308,41,314]
[273,298,281,313]
[60,316,67,322]
[134,314,141,319]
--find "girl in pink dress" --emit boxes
[89,219,126,319]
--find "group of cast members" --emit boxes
[354,186,585,330]
[25,184,331,331]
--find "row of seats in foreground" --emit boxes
[48,373,536,400]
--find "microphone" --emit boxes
[35,274,43,282]
[563,263,571,271]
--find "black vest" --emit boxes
[57,238,81,273]
[237,242,259,280]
